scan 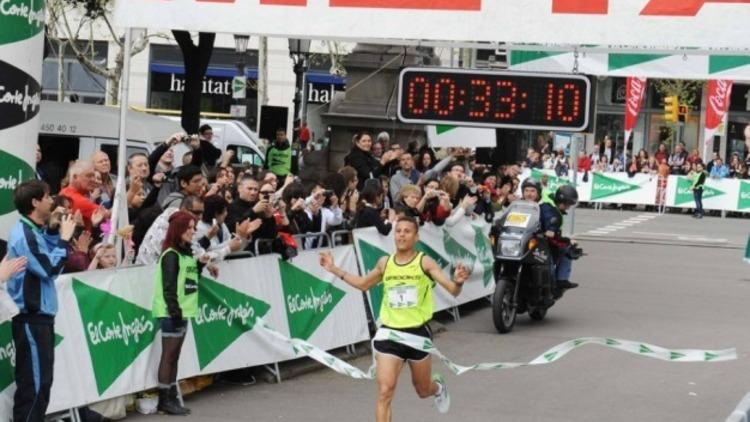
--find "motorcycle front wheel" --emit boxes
[492,278,517,334]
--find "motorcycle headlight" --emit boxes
[500,240,522,257]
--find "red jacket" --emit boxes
[577,156,592,172]
[60,186,98,231]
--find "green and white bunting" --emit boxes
[258,323,737,380]
[509,49,750,79]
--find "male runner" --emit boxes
[319,216,468,421]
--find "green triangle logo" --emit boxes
[674,177,725,206]
[0,149,35,216]
[709,55,750,75]
[531,169,570,193]
[442,229,476,274]
[472,225,494,287]
[72,279,157,395]
[279,259,345,340]
[423,339,434,350]
[544,352,557,362]
[737,182,750,210]
[191,277,270,370]
[705,352,719,361]
[510,50,566,66]
[573,339,585,347]
[608,53,670,71]
[415,241,449,270]
[435,125,456,135]
[639,345,654,354]
[605,338,620,346]
[591,172,640,200]
[670,352,686,360]
[388,331,404,342]
[357,239,390,321]
[0,322,63,392]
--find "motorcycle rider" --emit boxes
[521,178,542,203]
[540,185,580,295]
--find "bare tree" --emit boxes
[45,0,166,104]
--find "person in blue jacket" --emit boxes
[6,179,76,422]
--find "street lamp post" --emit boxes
[288,38,311,142]
[233,34,250,121]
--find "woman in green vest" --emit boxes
[691,162,707,218]
[153,211,218,415]
[319,216,468,422]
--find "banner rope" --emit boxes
[255,318,736,380]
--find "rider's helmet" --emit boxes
[554,185,579,207]
[520,178,542,200]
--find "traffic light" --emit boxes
[678,104,689,123]
[664,96,679,123]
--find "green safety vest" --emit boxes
[153,248,199,319]
[541,195,563,227]
[266,145,292,177]
[380,252,434,329]
[541,188,553,204]
[691,171,705,190]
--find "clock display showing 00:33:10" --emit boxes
[397,68,592,131]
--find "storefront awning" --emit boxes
[149,63,345,85]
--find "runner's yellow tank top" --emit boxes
[380,252,434,329]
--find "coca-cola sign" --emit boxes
[705,79,733,131]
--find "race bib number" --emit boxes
[504,212,531,228]
[387,285,418,309]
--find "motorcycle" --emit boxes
[489,200,582,334]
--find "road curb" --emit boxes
[726,392,750,422]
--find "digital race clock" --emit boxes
[397,68,592,131]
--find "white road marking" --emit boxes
[583,214,659,237]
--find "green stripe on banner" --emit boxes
[608,53,669,71]
[745,234,750,265]
[435,125,455,135]
[256,319,736,380]
[509,50,566,66]
[709,56,750,75]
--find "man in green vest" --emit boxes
[319,216,469,421]
[264,128,297,179]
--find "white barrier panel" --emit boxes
[525,169,750,212]
[352,223,494,322]
[0,246,368,417]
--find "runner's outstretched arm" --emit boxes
[422,256,468,297]
[319,251,386,291]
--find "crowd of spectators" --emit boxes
[33,127,543,275]
[31,124,750,275]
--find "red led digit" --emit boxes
[407,77,430,116]
[556,83,581,123]
[432,77,456,116]
[545,83,555,121]
[494,80,517,119]
[468,78,491,118]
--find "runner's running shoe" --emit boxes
[432,373,450,413]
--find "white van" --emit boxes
[38,101,183,192]
[165,117,265,167]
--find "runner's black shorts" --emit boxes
[373,324,433,362]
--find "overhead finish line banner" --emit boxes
[113,0,750,51]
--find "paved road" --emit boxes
[132,211,750,422]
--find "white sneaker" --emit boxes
[432,373,450,413]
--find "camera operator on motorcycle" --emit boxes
[539,185,581,296]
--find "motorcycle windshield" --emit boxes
[497,201,541,237]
